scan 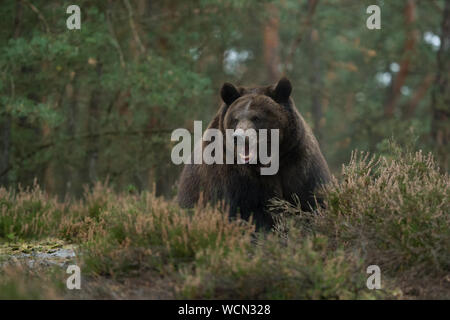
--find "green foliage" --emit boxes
[0,0,447,194]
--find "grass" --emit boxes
[0,144,448,299]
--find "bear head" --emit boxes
[217,77,297,173]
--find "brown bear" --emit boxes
[177,77,331,230]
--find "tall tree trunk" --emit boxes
[1,1,23,187]
[263,3,281,83]
[309,28,324,144]
[64,72,78,195]
[41,91,56,193]
[0,116,11,187]
[124,0,146,59]
[403,73,434,118]
[431,0,450,171]
[286,0,319,71]
[384,0,417,118]
[86,67,102,185]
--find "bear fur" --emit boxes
[177,78,331,229]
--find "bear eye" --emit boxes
[251,116,260,123]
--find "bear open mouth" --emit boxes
[238,143,253,164]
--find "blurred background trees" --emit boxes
[0,0,448,198]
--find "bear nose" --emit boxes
[232,128,252,141]
[234,120,254,134]
[232,130,245,139]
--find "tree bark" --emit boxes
[86,66,102,184]
[403,73,434,118]
[0,116,11,187]
[286,0,319,71]
[1,1,23,187]
[431,0,450,171]
[263,3,281,83]
[309,28,324,143]
[384,0,417,118]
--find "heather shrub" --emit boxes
[177,226,385,299]
[57,182,115,241]
[275,145,449,278]
[0,182,67,240]
[0,264,63,299]
[0,181,113,241]
[79,191,254,276]
[0,144,448,299]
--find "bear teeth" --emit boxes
[239,152,253,164]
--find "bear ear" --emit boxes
[220,82,241,105]
[273,77,292,103]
